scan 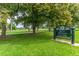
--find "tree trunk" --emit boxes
[48,27,51,32]
[28,27,30,32]
[10,23,12,31]
[10,18,13,31]
[32,23,36,34]
[1,23,6,38]
[24,22,27,29]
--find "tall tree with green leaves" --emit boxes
[69,4,79,27]
[0,4,9,37]
[48,4,72,28]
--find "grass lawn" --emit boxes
[0,29,79,56]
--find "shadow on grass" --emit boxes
[0,32,52,46]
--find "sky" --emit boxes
[7,18,24,28]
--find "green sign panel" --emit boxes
[53,26,75,44]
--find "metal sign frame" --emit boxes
[53,26,75,44]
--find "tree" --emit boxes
[48,4,72,28]
[30,4,50,33]
[0,3,18,37]
[0,5,9,37]
[16,4,48,33]
[69,4,79,27]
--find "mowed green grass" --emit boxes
[0,29,79,56]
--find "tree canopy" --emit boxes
[0,3,79,36]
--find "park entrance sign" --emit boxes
[53,26,75,44]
